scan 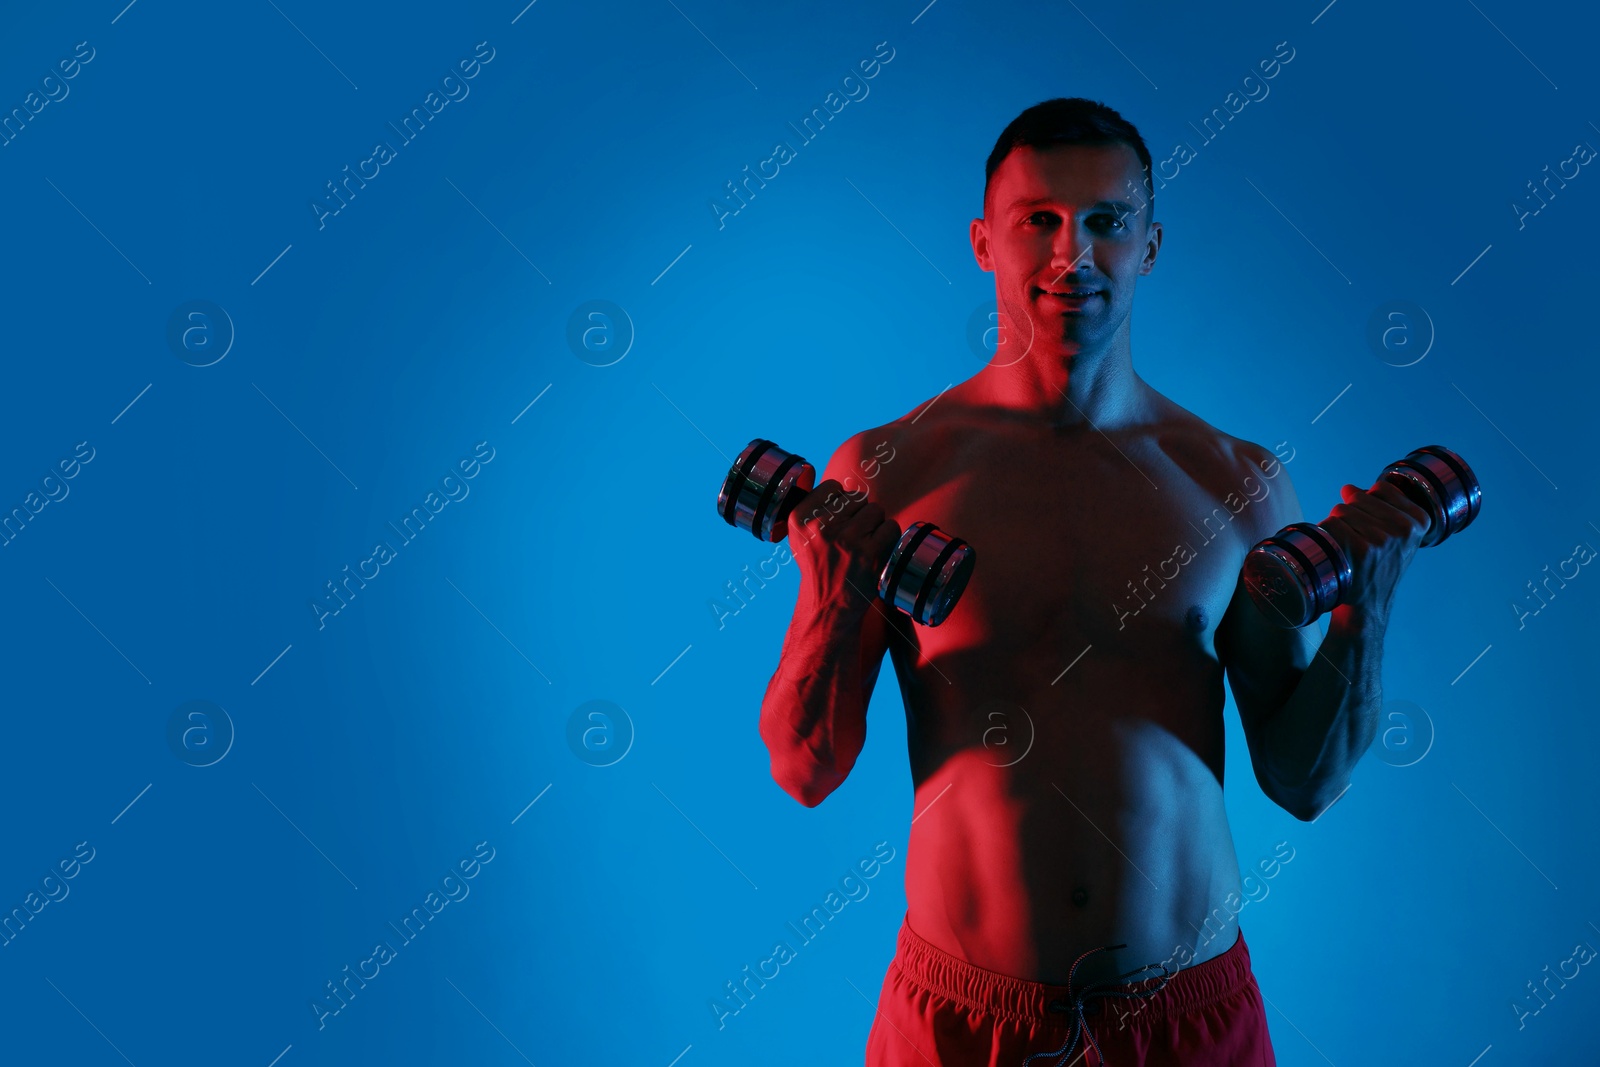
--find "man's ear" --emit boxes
[1139,219,1163,275]
[970,216,993,271]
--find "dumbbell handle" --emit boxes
[1242,445,1481,628]
[766,480,859,535]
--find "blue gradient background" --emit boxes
[2,1,1597,1064]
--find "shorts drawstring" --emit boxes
[1020,944,1173,1067]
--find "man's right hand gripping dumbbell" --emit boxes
[717,438,975,627]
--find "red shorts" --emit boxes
[865,915,1276,1066]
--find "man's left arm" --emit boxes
[1216,446,1433,822]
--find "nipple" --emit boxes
[1185,605,1207,632]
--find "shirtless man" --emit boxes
[757,98,1432,1066]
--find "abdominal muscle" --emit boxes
[896,644,1246,990]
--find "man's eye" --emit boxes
[1092,215,1127,231]
[1026,212,1054,225]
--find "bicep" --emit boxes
[1218,448,1315,767]
[1218,570,1314,735]
[817,430,902,709]
[857,600,899,709]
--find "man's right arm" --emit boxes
[758,434,900,807]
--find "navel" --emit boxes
[1071,885,1089,908]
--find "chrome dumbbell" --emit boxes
[1242,445,1482,628]
[717,438,976,627]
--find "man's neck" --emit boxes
[967,340,1151,433]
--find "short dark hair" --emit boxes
[983,98,1154,223]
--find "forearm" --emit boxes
[1263,604,1388,819]
[759,600,869,807]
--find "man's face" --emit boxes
[970,142,1161,360]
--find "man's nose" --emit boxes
[1049,222,1094,275]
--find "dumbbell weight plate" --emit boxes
[718,439,815,543]
[719,438,977,625]
[879,522,976,628]
[1378,445,1481,549]
[1241,521,1351,629]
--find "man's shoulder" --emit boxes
[824,419,908,471]
[818,388,959,500]
[1147,395,1284,475]
[827,387,955,465]
[1148,398,1301,533]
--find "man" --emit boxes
[756,98,1432,1066]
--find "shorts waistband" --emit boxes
[891,915,1255,1027]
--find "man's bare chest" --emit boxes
[876,426,1256,655]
